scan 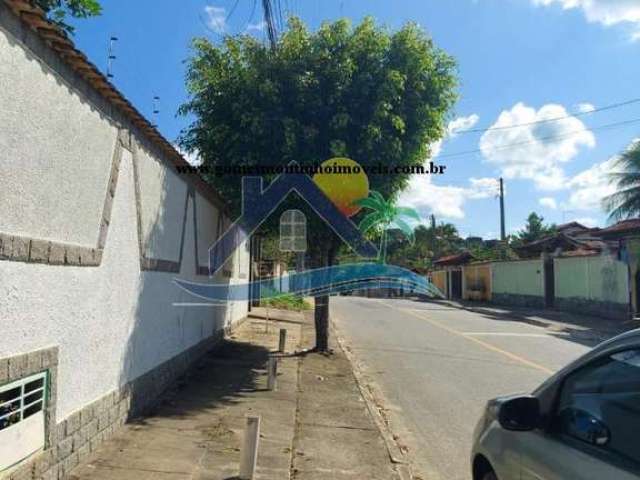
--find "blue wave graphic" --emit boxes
[174,263,444,302]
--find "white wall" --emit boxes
[0,26,116,248]
[0,21,249,423]
[138,145,188,261]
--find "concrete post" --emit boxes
[278,329,287,353]
[267,357,278,391]
[239,415,261,479]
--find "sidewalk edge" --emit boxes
[330,318,414,480]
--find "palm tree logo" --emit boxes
[355,191,420,264]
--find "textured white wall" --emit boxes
[0,25,249,422]
[0,152,247,420]
[137,146,188,261]
[195,191,220,267]
[0,27,116,247]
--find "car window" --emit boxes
[555,349,640,468]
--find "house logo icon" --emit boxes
[174,163,441,302]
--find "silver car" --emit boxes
[471,329,640,480]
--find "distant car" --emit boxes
[471,329,640,480]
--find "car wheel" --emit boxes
[482,472,497,480]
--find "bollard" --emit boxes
[278,328,287,353]
[239,415,261,479]
[267,356,278,391]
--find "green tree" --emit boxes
[604,141,640,220]
[516,212,556,244]
[33,0,102,34]
[179,17,457,351]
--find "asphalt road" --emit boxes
[331,296,593,480]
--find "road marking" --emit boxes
[378,301,555,375]
[461,332,564,338]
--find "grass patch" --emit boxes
[260,294,312,311]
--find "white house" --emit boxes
[0,1,250,478]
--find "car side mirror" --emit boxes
[498,395,540,431]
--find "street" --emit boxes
[331,296,593,480]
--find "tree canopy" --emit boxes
[515,212,556,244]
[179,17,458,259]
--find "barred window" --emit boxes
[0,372,47,470]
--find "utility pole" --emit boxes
[499,177,506,241]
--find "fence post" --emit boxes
[239,415,260,479]
[278,329,287,353]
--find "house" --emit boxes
[431,251,475,299]
[0,2,250,478]
[591,219,640,316]
[513,233,615,259]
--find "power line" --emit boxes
[456,97,640,136]
[438,116,640,160]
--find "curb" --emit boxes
[330,318,414,480]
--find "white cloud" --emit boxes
[539,197,558,209]
[566,155,619,210]
[425,114,479,160]
[447,114,480,137]
[576,102,596,113]
[480,102,595,190]
[531,0,640,40]
[399,175,497,220]
[246,21,266,32]
[204,5,226,33]
[573,217,599,227]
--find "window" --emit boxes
[0,372,47,470]
[554,349,640,467]
[279,210,306,252]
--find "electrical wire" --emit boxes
[455,97,640,135]
[438,116,640,160]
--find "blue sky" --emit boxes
[72,0,640,239]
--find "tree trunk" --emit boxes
[314,246,336,352]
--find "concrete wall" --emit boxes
[0,5,248,479]
[491,259,544,307]
[554,255,630,319]
[430,271,448,298]
[463,263,491,301]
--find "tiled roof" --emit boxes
[433,251,474,266]
[3,0,229,213]
[596,219,640,235]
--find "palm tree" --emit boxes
[355,191,421,263]
[604,141,640,220]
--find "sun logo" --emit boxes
[312,158,369,218]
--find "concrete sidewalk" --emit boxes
[67,308,404,480]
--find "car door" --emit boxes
[519,348,640,480]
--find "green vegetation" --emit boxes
[604,141,640,220]
[34,0,102,34]
[261,294,312,311]
[512,212,556,245]
[179,16,458,351]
